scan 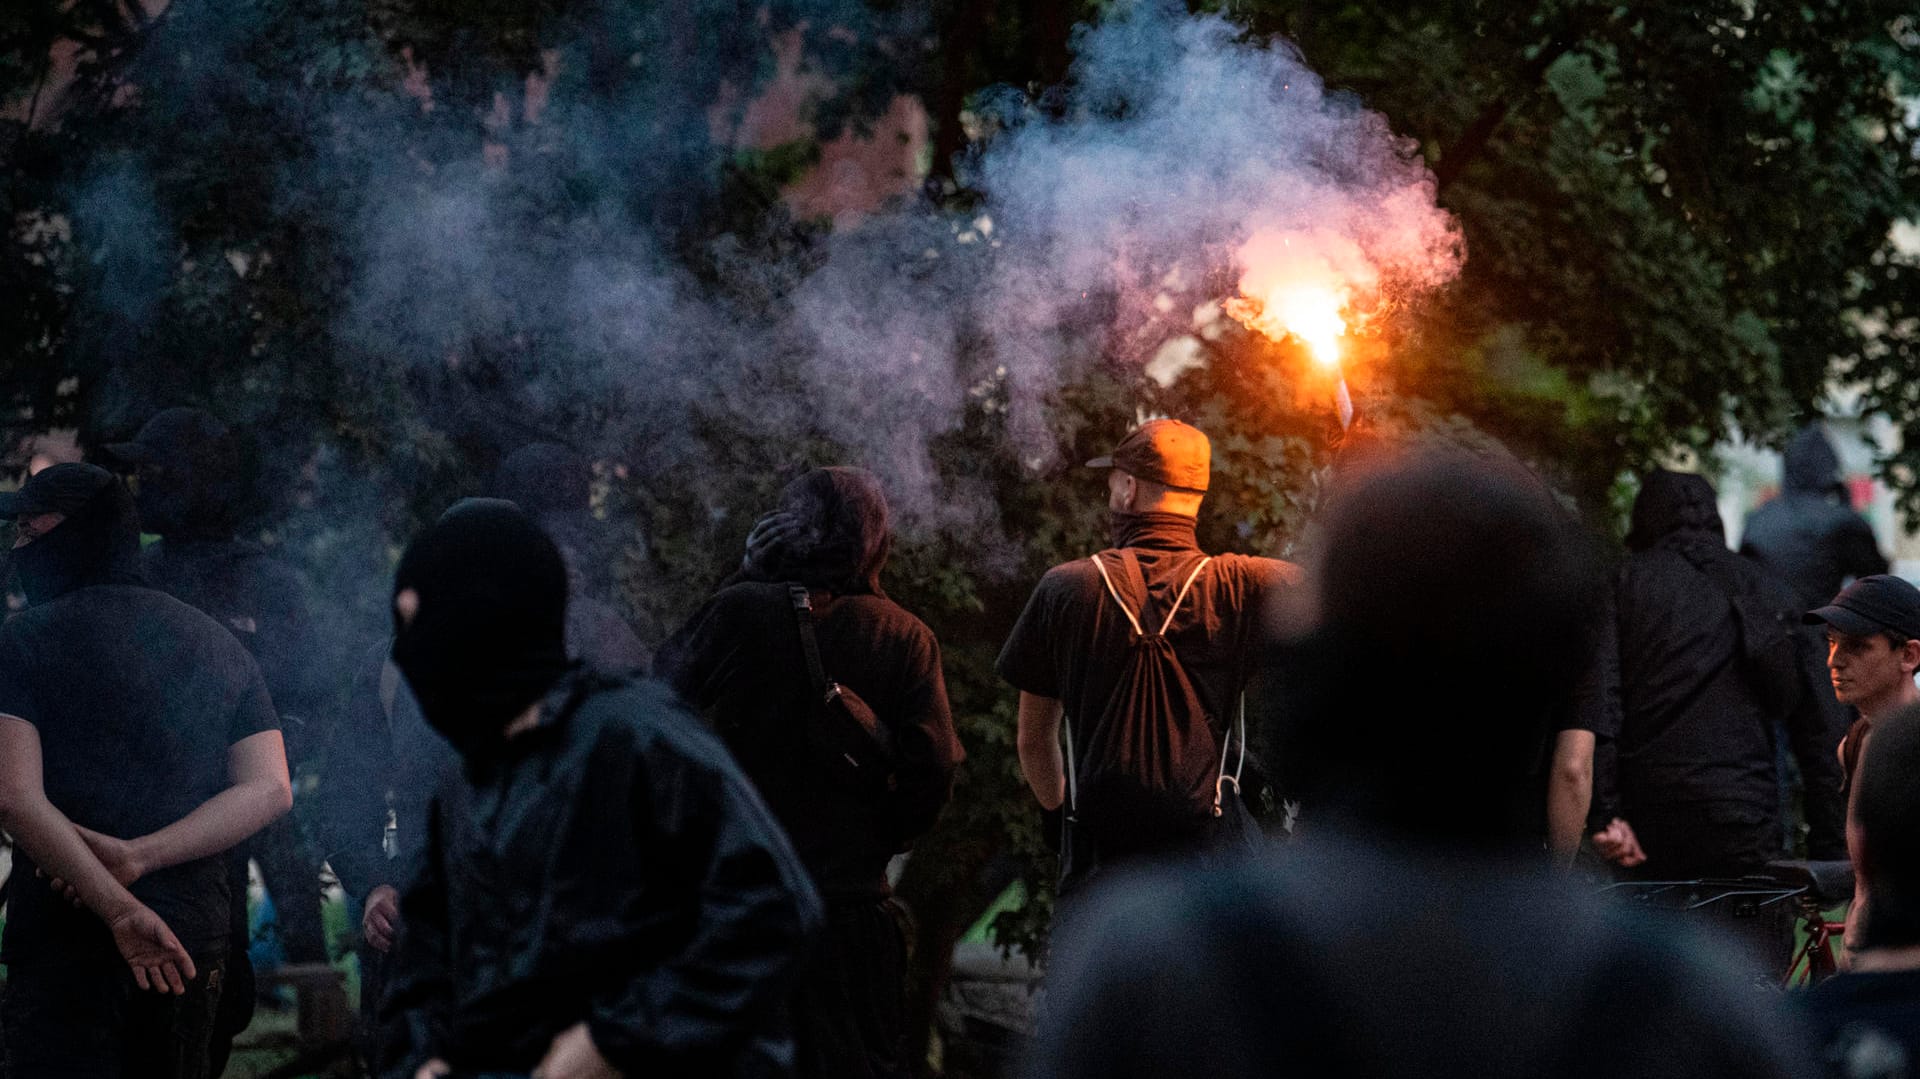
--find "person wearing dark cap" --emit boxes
[0,463,292,1077]
[1801,703,1920,1074]
[997,419,1299,894]
[1580,470,1844,884]
[1805,574,1920,963]
[109,406,336,1069]
[656,467,962,1079]
[376,500,821,1079]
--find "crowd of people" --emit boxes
[0,409,1914,1079]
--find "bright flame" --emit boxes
[1223,230,1368,372]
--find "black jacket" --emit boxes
[377,669,822,1078]
[1741,425,1887,612]
[1580,471,1844,858]
[659,583,960,899]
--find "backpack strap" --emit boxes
[1214,694,1248,817]
[788,584,839,705]
[1088,552,1213,637]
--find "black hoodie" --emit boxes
[1741,425,1888,612]
[1580,470,1844,864]
[657,468,962,898]
[0,471,279,964]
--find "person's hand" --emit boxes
[76,824,145,885]
[413,1059,450,1079]
[534,1022,619,1079]
[741,511,803,571]
[1591,817,1647,868]
[35,865,83,907]
[363,884,401,952]
[108,905,195,994]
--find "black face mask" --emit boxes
[391,499,571,758]
[11,482,145,606]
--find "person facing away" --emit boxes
[376,500,822,1079]
[1801,703,1920,1078]
[997,419,1298,893]
[1025,450,1819,1079]
[0,462,292,1079]
[657,466,963,1079]
[1581,469,1845,877]
[1742,423,1888,615]
[108,407,334,971]
[1803,574,1920,963]
[492,441,650,670]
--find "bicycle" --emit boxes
[1595,858,1852,988]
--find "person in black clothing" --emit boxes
[1801,702,1920,1078]
[1579,469,1845,877]
[658,466,963,1079]
[0,463,292,1079]
[377,500,821,1079]
[109,408,333,971]
[1743,424,1888,614]
[998,420,1297,892]
[1742,424,1883,865]
[1026,450,1818,1079]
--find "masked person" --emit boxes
[657,467,963,1079]
[997,420,1298,894]
[1026,451,1818,1079]
[0,463,292,1078]
[376,500,821,1079]
[1578,470,1844,881]
[108,407,334,1072]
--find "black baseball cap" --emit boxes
[104,406,232,466]
[1086,419,1211,492]
[0,462,116,518]
[1805,575,1920,640]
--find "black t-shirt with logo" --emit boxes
[0,584,279,964]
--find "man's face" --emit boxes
[1107,469,1136,512]
[11,512,65,549]
[1827,629,1916,706]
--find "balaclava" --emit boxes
[10,465,145,606]
[391,498,571,757]
[107,407,243,538]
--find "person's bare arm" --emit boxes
[78,730,291,884]
[0,716,195,992]
[1547,729,1595,867]
[1016,692,1067,811]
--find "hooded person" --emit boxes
[657,467,962,1079]
[490,441,649,671]
[377,499,821,1079]
[1025,450,1819,1079]
[0,463,292,1078]
[1742,423,1889,613]
[1577,469,1844,883]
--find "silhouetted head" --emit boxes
[1275,448,1601,848]
[106,407,244,538]
[1,463,144,605]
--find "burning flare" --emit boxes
[1222,229,1370,371]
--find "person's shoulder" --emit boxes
[1209,552,1301,586]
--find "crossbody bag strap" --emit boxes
[787,584,838,704]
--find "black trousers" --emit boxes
[2,953,225,1079]
[793,898,911,1079]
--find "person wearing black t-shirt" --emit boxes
[1802,702,1920,1077]
[998,421,1297,892]
[0,463,291,1079]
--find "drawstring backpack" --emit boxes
[1063,550,1247,862]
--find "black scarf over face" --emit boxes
[740,467,892,596]
[391,499,571,758]
[11,476,145,606]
